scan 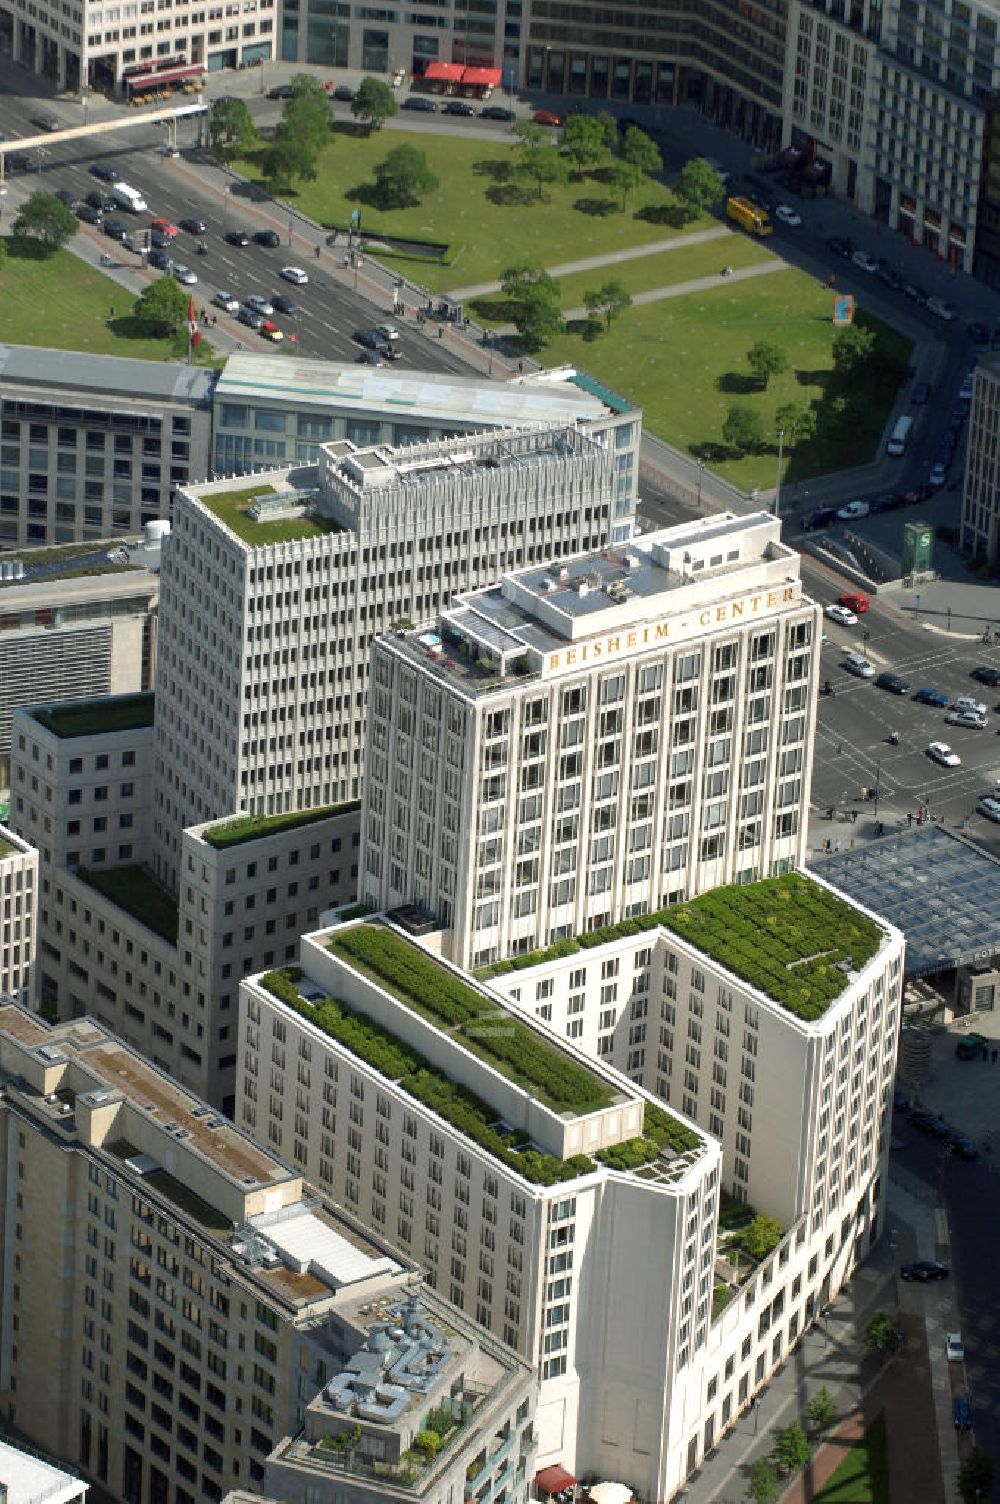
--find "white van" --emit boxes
[111,182,148,214]
[887,414,914,456]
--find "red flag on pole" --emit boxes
[187,294,201,348]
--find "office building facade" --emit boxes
[0,824,36,1006]
[961,354,1000,563]
[361,513,819,970]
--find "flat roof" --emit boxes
[0,1439,86,1504]
[32,692,155,740]
[811,826,1000,978]
[215,352,610,428]
[0,344,214,404]
[253,1206,401,1289]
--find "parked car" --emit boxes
[375,323,400,342]
[147,249,173,271]
[953,1394,972,1430]
[443,100,475,116]
[912,1110,950,1136]
[55,188,81,210]
[89,162,120,182]
[893,1088,910,1112]
[913,688,950,707]
[876,671,910,695]
[825,236,854,259]
[972,666,1000,687]
[911,381,930,405]
[179,217,207,235]
[851,249,878,272]
[945,709,988,729]
[950,1135,979,1161]
[76,204,103,225]
[928,296,956,320]
[774,204,802,226]
[839,592,870,613]
[978,794,1000,823]
[532,109,563,126]
[279,265,309,285]
[826,604,857,626]
[332,85,355,102]
[904,281,929,304]
[32,112,62,132]
[837,500,870,519]
[480,105,516,121]
[225,229,251,246]
[803,506,838,530]
[927,741,961,767]
[253,229,281,248]
[267,83,295,99]
[956,1032,989,1060]
[102,218,129,241]
[172,263,198,285]
[212,290,240,312]
[901,1261,949,1282]
[244,294,274,316]
[237,307,265,331]
[844,652,876,679]
[953,696,988,716]
[876,261,902,290]
[402,96,438,112]
[946,1332,965,1363]
[929,458,949,487]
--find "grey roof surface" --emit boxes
[811,826,1000,977]
[0,345,215,404]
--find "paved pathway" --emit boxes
[446,224,731,299]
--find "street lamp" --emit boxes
[773,427,785,516]
[287,209,293,247]
[697,459,705,509]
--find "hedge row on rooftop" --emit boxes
[330,925,614,1115]
[202,799,361,850]
[260,968,596,1186]
[597,1102,702,1171]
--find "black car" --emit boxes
[401,96,438,111]
[55,188,80,210]
[76,204,103,225]
[954,1394,972,1431]
[353,328,388,351]
[179,217,207,235]
[333,85,355,101]
[443,100,475,116]
[876,261,902,290]
[803,505,838,531]
[267,83,295,99]
[480,105,515,121]
[893,1089,910,1111]
[868,494,897,515]
[6,152,34,173]
[950,1135,979,1161]
[272,293,298,315]
[253,229,281,247]
[148,249,173,271]
[972,666,1000,687]
[900,1261,949,1282]
[904,282,929,304]
[912,1112,949,1138]
[103,218,129,241]
[89,162,120,182]
[225,229,251,246]
[876,671,910,695]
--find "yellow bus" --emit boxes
[726,196,773,236]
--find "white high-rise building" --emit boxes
[361,513,819,970]
[238,880,903,1502]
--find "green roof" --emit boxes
[77,864,179,945]
[479,874,883,1022]
[34,693,154,740]
[0,838,16,859]
[197,484,345,545]
[202,799,361,850]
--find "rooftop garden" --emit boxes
[202,799,361,851]
[478,874,883,1022]
[198,483,344,546]
[34,692,154,740]
[77,863,179,945]
[329,924,614,1116]
[0,837,16,859]
[261,966,596,1186]
[596,1101,701,1171]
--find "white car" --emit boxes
[945,709,989,729]
[844,652,876,679]
[946,1331,965,1363]
[953,696,988,717]
[837,500,870,520]
[852,250,878,273]
[212,290,239,312]
[375,323,400,342]
[977,795,1000,823]
[927,741,961,768]
[172,264,197,285]
[826,604,858,626]
[279,265,309,285]
[774,204,801,226]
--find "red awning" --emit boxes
[423,61,465,82]
[126,63,205,88]
[535,1467,576,1496]
[461,65,502,87]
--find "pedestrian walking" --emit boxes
[907,812,913,827]
[850,809,858,824]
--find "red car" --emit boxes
[150,217,178,237]
[839,592,870,614]
[533,109,563,127]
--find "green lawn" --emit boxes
[235,126,709,292]
[197,484,343,545]
[814,1413,889,1503]
[0,240,196,360]
[534,268,912,489]
[551,232,776,310]
[77,864,179,945]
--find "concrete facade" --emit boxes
[0,824,36,1007]
[961,353,1000,563]
[361,514,819,971]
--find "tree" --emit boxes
[742,1214,783,1260]
[775,402,817,446]
[262,127,321,190]
[560,114,608,174]
[771,1420,811,1476]
[208,97,258,159]
[283,74,332,153]
[746,1458,779,1504]
[958,1448,995,1504]
[621,125,662,177]
[500,262,563,351]
[674,156,726,217]
[515,124,569,200]
[351,75,398,131]
[11,191,76,251]
[832,324,876,377]
[413,1429,441,1458]
[722,404,766,454]
[806,1385,838,1432]
[583,279,631,332]
[373,144,439,208]
[595,111,620,152]
[608,160,643,210]
[747,340,788,389]
[864,1309,899,1352]
[132,276,189,337]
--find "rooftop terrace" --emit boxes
[33,692,154,740]
[192,478,344,546]
[77,863,178,944]
[200,799,361,851]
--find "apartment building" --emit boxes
[0,534,160,787]
[239,885,902,1500]
[0,1000,533,1504]
[210,354,640,541]
[783,0,879,206]
[0,824,36,1006]
[361,513,819,970]
[0,348,213,549]
[151,425,618,891]
[961,354,1000,562]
